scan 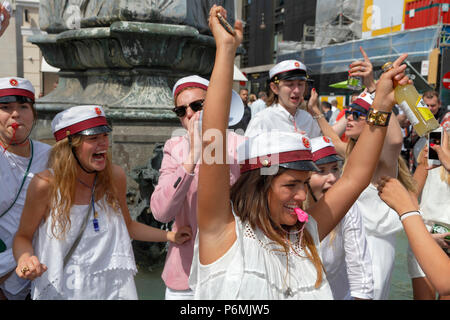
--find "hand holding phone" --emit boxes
[428,127,442,166]
[216,12,236,36]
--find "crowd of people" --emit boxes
[1,4,449,300]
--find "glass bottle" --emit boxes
[382,62,439,137]
[347,73,363,91]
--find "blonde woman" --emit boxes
[13,105,191,299]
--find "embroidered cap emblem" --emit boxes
[294,62,300,68]
[323,136,330,143]
[302,137,310,148]
[95,107,102,116]
[9,79,18,87]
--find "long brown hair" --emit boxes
[230,167,324,288]
[47,135,119,239]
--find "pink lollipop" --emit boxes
[11,122,18,130]
[294,207,309,223]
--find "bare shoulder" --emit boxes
[30,169,52,194]
[111,164,127,185]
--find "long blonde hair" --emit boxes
[230,167,324,288]
[47,135,119,239]
[343,139,417,192]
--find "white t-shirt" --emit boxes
[0,140,51,299]
[320,203,374,300]
[245,103,321,138]
[189,205,333,300]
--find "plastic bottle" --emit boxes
[382,62,439,137]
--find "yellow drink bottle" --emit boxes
[382,62,439,137]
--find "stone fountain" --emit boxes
[30,0,236,268]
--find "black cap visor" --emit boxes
[279,160,319,172]
[315,154,343,165]
[78,125,112,136]
[272,69,308,82]
[0,95,34,104]
[348,104,369,115]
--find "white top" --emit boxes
[420,167,450,228]
[31,197,138,300]
[245,103,322,138]
[0,140,51,298]
[189,205,333,300]
[320,203,374,300]
[356,183,403,237]
[249,99,266,119]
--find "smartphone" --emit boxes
[216,12,235,36]
[304,79,314,101]
[428,127,442,166]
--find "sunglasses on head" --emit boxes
[172,99,204,117]
[345,109,367,121]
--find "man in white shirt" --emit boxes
[249,91,267,119]
[245,60,321,138]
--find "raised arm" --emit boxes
[377,177,450,296]
[197,5,243,264]
[310,54,410,241]
[307,88,347,157]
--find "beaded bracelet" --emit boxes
[313,113,325,120]
[399,210,422,222]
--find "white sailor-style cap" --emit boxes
[349,91,373,114]
[237,131,319,174]
[269,60,308,82]
[310,136,343,165]
[172,75,210,99]
[0,77,35,103]
[51,105,112,142]
[172,75,244,127]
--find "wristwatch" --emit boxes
[366,108,392,126]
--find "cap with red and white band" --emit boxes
[172,75,209,100]
[237,131,319,174]
[0,77,35,102]
[172,75,244,127]
[349,91,374,114]
[269,60,308,82]
[51,105,112,142]
[310,136,343,165]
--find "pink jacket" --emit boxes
[150,132,244,290]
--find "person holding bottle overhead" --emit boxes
[306,49,417,299]
[0,77,51,300]
[189,4,411,300]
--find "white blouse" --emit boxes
[32,198,138,300]
[320,203,374,300]
[189,206,333,300]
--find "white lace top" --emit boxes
[31,198,138,300]
[189,206,333,300]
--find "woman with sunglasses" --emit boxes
[189,5,410,300]
[0,77,51,300]
[307,60,416,299]
[150,75,244,300]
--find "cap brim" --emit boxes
[349,104,369,114]
[279,160,319,172]
[0,95,34,104]
[78,125,112,136]
[281,75,307,81]
[315,154,343,165]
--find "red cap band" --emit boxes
[173,82,208,99]
[0,88,35,102]
[312,146,338,162]
[240,150,313,173]
[53,116,108,141]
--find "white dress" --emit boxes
[31,198,138,300]
[320,203,374,300]
[356,183,403,300]
[0,140,51,299]
[189,206,333,300]
[245,103,321,138]
[408,167,450,278]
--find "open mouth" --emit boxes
[92,150,107,162]
[284,204,298,214]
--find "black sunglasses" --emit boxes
[172,99,204,117]
[345,110,367,121]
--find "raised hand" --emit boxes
[349,47,376,92]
